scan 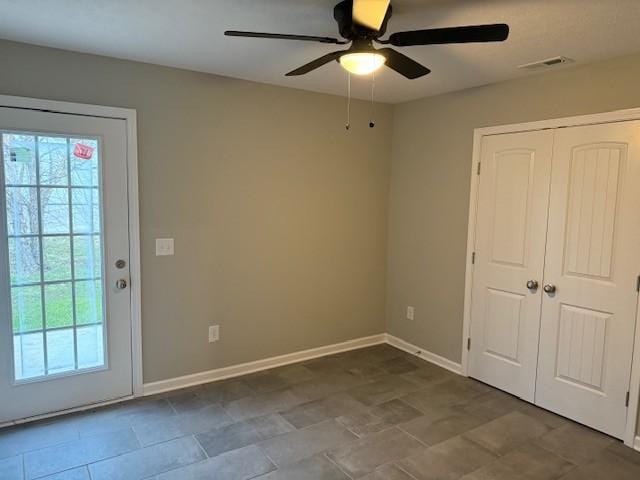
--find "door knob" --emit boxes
[543,284,556,294]
[526,280,539,291]
[115,279,128,290]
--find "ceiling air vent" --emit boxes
[518,56,574,70]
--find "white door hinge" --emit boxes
[471,252,476,264]
[467,338,472,351]
[477,162,481,175]
[626,391,630,407]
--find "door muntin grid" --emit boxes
[1,131,108,383]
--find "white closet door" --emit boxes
[536,121,640,439]
[469,130,553,401]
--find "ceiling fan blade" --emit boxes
[225,30,347,44]
[286,51,345,76]
[352,0,390,31]
[385,24,509,47]
[378,48,430,79]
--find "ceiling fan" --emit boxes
[225,0,509,79]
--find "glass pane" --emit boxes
[41,187,70,234]
[73,235,101,279]
[2,132,106,381]
[42,236,72,281]
[8,237,41,285]
[38,136,68,186]
[44,282,73,328]
[75,280,103,325]
[14,332,45,380]
[46,329,75,374]
[72,188,100,233]
[11,285,43,333]
[3,133,36,185]
[77,325,104,369]
[5,187,39,235]
[71,138,99,187]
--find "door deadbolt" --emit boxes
[115,259,126,269]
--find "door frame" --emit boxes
[461,106,640,448]
[0,94,143,410]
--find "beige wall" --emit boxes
[0,40,392,383]
[387,52,640,364]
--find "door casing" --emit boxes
[462,108,640,449]
[0,95,142,427]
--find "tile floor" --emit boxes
[1,344,639,479]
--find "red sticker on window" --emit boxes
[74,143,94,160]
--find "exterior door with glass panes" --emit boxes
[0,106,132,423]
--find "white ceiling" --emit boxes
[1,0,640,103]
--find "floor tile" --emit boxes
[195,413,293,457]
[280,392,368,429]
[401,378,485,413]
[255,455,350,479]
[133,404,232,446]
[165,390,213,414]
[0,455,23,480]
[381,357,420,375]
[157,444,275,480]
[533,423,615,465]
[606,441,640,466]
[369,398,423,425]
[259,419,357,467]
[336,411,393,437]
[39,466,91,480]
[290,372,370,401]
[398,436,498,480]
[223,388,303,421]
[0,420,79,458]
[24,428,139,479]
[88,436,205,480]
[327,427,424,478]
[464,411,550,455]
[400,411,487,446]
[360,464,417,480]
[347,375,421,406]
[401,364,456,387]
[557,450,640,480]
[198,379,254,404]
[461,442,574,480]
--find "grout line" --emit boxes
[323,452,355,480]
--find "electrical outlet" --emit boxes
[406,306,415,321]
[208,325,219,343]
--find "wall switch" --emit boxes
[208,325,219,343]
[406,306,415,321]
[156,238,174,256]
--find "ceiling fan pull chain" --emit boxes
[346,72,351,130]
[369,71,376,128]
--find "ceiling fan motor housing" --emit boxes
[333,0,392,40]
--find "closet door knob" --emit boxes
[526,280,539,291]
[543,284,556,294]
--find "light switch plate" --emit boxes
[156,238,174,256]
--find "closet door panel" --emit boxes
[536,121,640,439]
[469,130,554,401]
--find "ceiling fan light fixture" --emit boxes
[339,52,386,75]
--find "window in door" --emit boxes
[2,132,106,382]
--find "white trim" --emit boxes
[634,435,640,452]
[0,95,143,397]
[143,334,387,396]
[385,334,463,375]
[461,106,640,449]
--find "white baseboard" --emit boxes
[143,334,387,396]
[635,435,640,452]
[385,334,464,375]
